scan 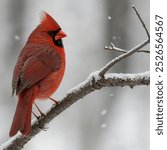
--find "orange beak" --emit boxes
[55,30,67,40]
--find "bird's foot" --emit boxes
[32,112,41,120]
[34,102,45,118]
[49,97,60,105]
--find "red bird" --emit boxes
[9,12,66,137]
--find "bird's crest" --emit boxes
[39,11,61,31]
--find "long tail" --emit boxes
[9,88,36,137]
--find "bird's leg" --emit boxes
[32,111,40,120]
[49,97,60,105]
[34,102,45,117]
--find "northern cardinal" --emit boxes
[9,12,66,137]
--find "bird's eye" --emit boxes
[48,30,59,37]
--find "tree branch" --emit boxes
[1,71,150,150]
[99,39,149,77]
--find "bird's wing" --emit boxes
[12,44,61,95]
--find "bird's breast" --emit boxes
[37,58,65,99]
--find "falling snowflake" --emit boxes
[110,93,114,97]
[100,109,107,116]
[112,36,116,40]
[100,123,107,128]
[14,35,20,41]
[108,16,112,20]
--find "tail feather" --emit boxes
[20,100,32,135]
[9,89,34,137]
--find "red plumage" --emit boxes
[9,12,66,137]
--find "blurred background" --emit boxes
[0,0,149,150]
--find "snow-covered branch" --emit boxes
[1,71,150,150]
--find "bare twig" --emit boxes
[99,6,150,77]
[132,5,150,39]
[105,43,127,53]
[138,50,150,53]
[104,43,150,53]
[99,39,149,77]
[1,72,150,150]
